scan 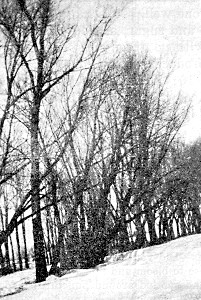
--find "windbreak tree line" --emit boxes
[0,0,199,283]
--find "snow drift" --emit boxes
[2,234,201,299]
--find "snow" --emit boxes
[2,234,201,299]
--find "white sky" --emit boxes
[1,0,200,143]
[109,0,201,143]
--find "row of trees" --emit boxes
[0,0,199,283]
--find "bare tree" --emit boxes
[82,52,189,251]
[0,0,116,282]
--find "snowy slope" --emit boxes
[2,234,201,300]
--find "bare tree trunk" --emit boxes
[9,236,16,272]
[0,206,11,272]
[134,207,147,249]
[16,224,23,271]
[117,199,131,252]
[178,204,187,237]
[0,245,5,274]
[46,217,53,264]
[49,225,65,275]
[145,206,158,246]
[162,214,168,242]
[79,200,86,241]
[45,203,56,264]
[168,218,175,241]
[43,238,50,265]
[30,104,47,282]
[21,216,29,269]
[175,217,180,237]
[117,185,131,252]
[48,173,65,275]
[192,207,201,234]
[0,208,5,272]
[118,223,130,252]
[4,240,11,270]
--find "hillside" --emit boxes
[2,234,201,300]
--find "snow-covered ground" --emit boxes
[2,234,201,299]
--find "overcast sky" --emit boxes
[1,0,200,143]
[109,0,201,143]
